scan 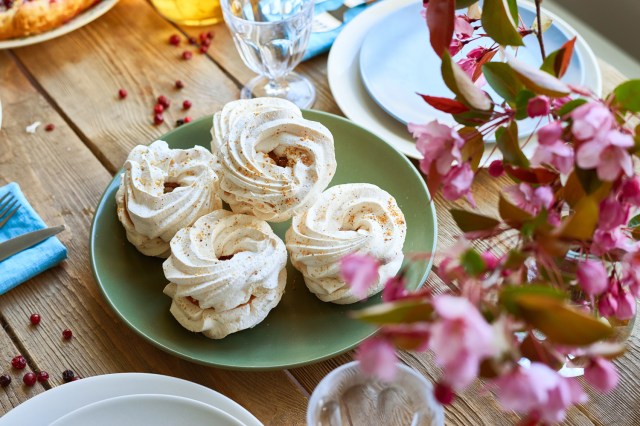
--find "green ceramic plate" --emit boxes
[90,110,437,370]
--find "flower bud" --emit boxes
[527,96,551,118]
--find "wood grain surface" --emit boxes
[0,0,638,424]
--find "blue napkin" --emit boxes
[0,183,67,295]
[303,0,376,61]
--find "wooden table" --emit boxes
[0,1,638,424]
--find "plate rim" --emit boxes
[0,0,119,50]
[89,109,438,370]
[327,0,603,160]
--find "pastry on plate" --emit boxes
[0,0,96,41]
[163,210,287,339]
[116,140,221,257]
[211,97,336,222]
[286,183,406,304]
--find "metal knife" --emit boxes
[0,225,66,263]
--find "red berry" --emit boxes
[154,113,165,125]
[199,45,208,54]
[175,80,184,89]
[206,31,213,39]
[434,382,455,405]
[182,100,192,110]
[188,36,197,45]
[118,88,127,99]
[157,95,170,108]
[23,372,36,386]
[0,374,10,387]
[488,160,504,177]
[62,329,73,340]
[11,355,26,370]
[36,371,49,383]
[184,116,192,123]
[201,38,211,47]
[199,32,209,43]
[44,123,55,132]
[62,369,75,383]
[154,104,164,114]
[168,34,180,46]
[29,313,41,325]
[182,51,192,60]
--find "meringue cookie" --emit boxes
[162,210,287,339]
[211,98,337,222]
[116,140,221,257]
[286,183,407,304]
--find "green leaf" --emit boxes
[481,0,524,46]
[506,0,518,23]
[557,98,587,116]
[451,209,500,233]
[458,127,484,170]
[441,51,493,111]
[504,249,527,270]
[352,299,433,325]
[453,108,494,127]
[507,54,571,97]
[575,167,604,195]
[613,80,640,113]
[501,285,566,313]
[482,62,523,102]
[508,293,613,346]
[499,194,533,227]
[557,195,599,241]
[514,90,536,120]
[629,214,640,228]
[496,121,529,167]
[461,249,485,276]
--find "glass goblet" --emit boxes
[221,0,316,108]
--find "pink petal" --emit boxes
[576,140,605,169]
[340,254,380,299]
[356,337,397,382]
[584,357,619,393]
[576,260,609,296]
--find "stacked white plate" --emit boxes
[327,0,602,163]
[0,373,263,426]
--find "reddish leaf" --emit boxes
[419,95,470,114]
[426,0,455,57]
[504,165,559,185]
[555,37,576,78]
[472,49,498,81]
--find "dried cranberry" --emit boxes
[434,382,455,405]
[182,51,192,60]
[36,371,49,383]
[168,34,180,46]
[62,329,73,340]
[11,356,26,370]
[188,36,197,45]
[184,116,192,123]
[154,104,164,114]
[198,32,209,43]
[182,100,192,110]
[23,372,36,386]
[118,89,128,99]
[175,80,184,89]
[157,95,170,108]
[29,313,41,325]
[199,45,208,54]
[154,113,165,125]
[175,119,185,127]
[44,124,55,132]
[201,38,211,47]
[0,374,10,387]
[206,31,214,39]
[62,369,75,383]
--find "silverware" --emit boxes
[0,225,66,262]
[312,0,368,33]
[0,193,20,228]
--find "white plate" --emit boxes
[0,373,263,426]
[50,394,244,426]
[0,0,118,49]
[328,0,602,161]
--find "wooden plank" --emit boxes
[0,53,308,423]
[11,0,240,174]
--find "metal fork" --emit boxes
[0,193,20,228]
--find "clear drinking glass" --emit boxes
[221,0,316,108]
[307,361,445,426]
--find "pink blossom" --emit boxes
[584,357,618,393]
[356,336,397,382]
[552,96,572,110]
[491,364,586,424]
[527,95,551,117]
[382,275,408,302]
[576,130,634,181]
[621,176,640,205]
[504,183,554,215]
[488,159,504,177]
[409,121,464,176]
[340,254,380,299]
[429,295,494,389]
[598,292,618,317]
[442,162,475,206]
[454,15,474,39]
[614,290,636,320]
[592,228,637,256]
[531,122,574,174]
[456,49,487,86]
[576,260,609,296]
[598,196,630,230]
[621,252,640,297]
[448,38,463,56]
[570,102,614,141]
[481,251,499,270]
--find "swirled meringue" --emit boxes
[116,140,221,257]
[162,210,287,339]
[211,98,337,222]
[286,183,407,304]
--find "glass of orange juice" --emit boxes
[151,0,224,26]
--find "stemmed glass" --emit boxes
[221,0,316,108]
